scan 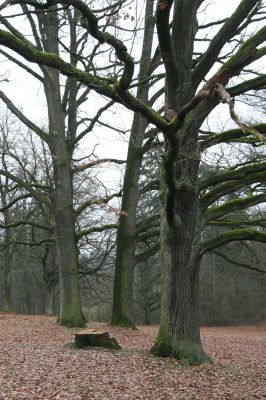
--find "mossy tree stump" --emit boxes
[74,329,121,349]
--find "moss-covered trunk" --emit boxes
[111,115,146,328]
[45,285,57,315]
[41,8,85,327]
[43,244,58,315]
[152,116,211,364]
[2,228,11,312]
[2,258,11,312]
[152,219,210,364]
[149,0,213,364]
[1,207,12,312]
[151,163,211,364]
[111,0,154,328]
[53,157,84,326]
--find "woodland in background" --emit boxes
[0,206,265,326]
[0,0,266,365]
[0,110,265,325]
[0,237,265,326]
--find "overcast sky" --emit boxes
[0,0,264,180]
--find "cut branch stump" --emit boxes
[74,328,121,349]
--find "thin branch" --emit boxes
[76,223,118,240]
[0,169,51,208]
[0,220,53,232]
[0,91,49,144]
[0,49,43,81]
[0,193,32,211]
[192,0,260,87]
[211,250,266,274]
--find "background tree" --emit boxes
[111,0,157,328]
[0,111,19,312]
[0,1,128,326]
[0,108,121,316]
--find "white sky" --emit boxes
[0,0,264,184]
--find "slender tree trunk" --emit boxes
[111,117,146,328]
[43,244,58,315]
[45,285,56,315]
[2,256,11,312]
[111,0,154,328]
[41,9,85,327]
[1,207,12,312]
[211,251,217,325]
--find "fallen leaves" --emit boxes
[0,313,265,399]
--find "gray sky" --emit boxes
[0,0,264,175]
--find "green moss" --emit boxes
[2,302,12,313]
[201,228,266,254]
[60,317,86,328]
[61,320,78,328]
[150,341,172,358]
[150,339,212,366]
[111,315,136,329]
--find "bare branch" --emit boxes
[211,250,266,274]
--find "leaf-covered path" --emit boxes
[0,313,265,399]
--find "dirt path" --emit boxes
[0,313,265,399]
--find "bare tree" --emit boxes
[0,1,126,326]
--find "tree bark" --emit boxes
[151,228,210,364]
[43,243,58,315]
[111,0,155,328]
[151,127,211,364]
[150,0,212,364]
[45,285,57,315]
[111,115,146,328]
[0,190,12,312]
[150,114,212,364]
[2,247,12,312]
[41,8,85,327]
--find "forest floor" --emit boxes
[0,313,265,399]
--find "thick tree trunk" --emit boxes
[151,228,210,364]
[150,0,212,364]
[111,0,154,328]
[53,160,84,326]
[151,193,211,364]
[42,9,85,327]
[151,121,211,364]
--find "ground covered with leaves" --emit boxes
[0,313,265,399]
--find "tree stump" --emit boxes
[74,328,121,349]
